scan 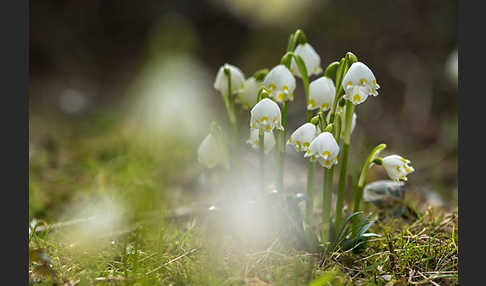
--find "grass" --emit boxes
[29,110,457,285]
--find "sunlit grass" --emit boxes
[29,111,457,285]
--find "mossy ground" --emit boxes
[29,111,457,285]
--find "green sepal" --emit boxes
[324,61,340,79]
[253,68,269,82]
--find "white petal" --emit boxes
[214,63,246,94]
[247,129,275,154]
[308,77,336,111]
[290,43,322,78]
[198,134,220,168]
[342,62,376,88]
[288,122,318,152]
[343,85,370,105]
[236,77,261,109]
[382,154,414,182]
[250,98,283,132]
[263,65,296,103]
[306,132,340,161]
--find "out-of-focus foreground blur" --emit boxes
[30,0,457,220]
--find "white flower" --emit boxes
[342,62,380,105]
[382,155,415,182]
[304,132,340,168]
[197,134,221,168]
[287,122,318,152]
[263,65,296,103]
[214,63,246,94]
[236,77,261,109]
[290,43,322,78]
[247,129,275,154]
[308,77,336,111]
[250,98,284,132]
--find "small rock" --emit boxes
[363,180,405,208]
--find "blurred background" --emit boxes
[29,0,458,221]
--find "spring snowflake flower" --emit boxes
[247,129,275,154]
[304,132,340,168]
[382,155,415,182]
[250,98,284,132]
[197,134,221,168]
[287,122,318,152]
[236,77,261,109]
[290,43,322,78]
[308,77,336,111]
[342,62,380,105]
[214,63,246,94]
[263,65,296,103]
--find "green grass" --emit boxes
[29,111,458,285]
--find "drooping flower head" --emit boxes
[304,132,340,168]
[287,122,318,152]
[308,77,336,111]
[235,77,261,109]
[198,133,222,168]
[263,65,296,103]
[250,98,284,132]
[342,62,380,105]
[290,43,322,78]
[247,129,276,154]
[382,155,415,182]
[214,63,246,95]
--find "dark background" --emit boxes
[29,0,458,204]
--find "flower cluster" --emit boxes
[195,29,418,250]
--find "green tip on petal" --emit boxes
[324,61,340,79]
[345,52,358,65]
[294,29,307,45]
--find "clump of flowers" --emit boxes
[197,29,415,252]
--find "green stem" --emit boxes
[259,129,265,193]
[322,167,334,245]
[352,143,386,231]
[222,70,240,169]
[305,161,315,226]
[334,101,355,232]
[276,101,288,193]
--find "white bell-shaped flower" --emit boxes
[308,77,336,111]
[382,154,415,182]
[247,129,275,154]
[197,133,221,168]
[236,77,261,109]
[250,98,284,132]
[263,65,296,103]
[287,122,318,152]
[290,43,322,78]
[342,62,380,105]
[304,132,340,168]
[214,63,246,95]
